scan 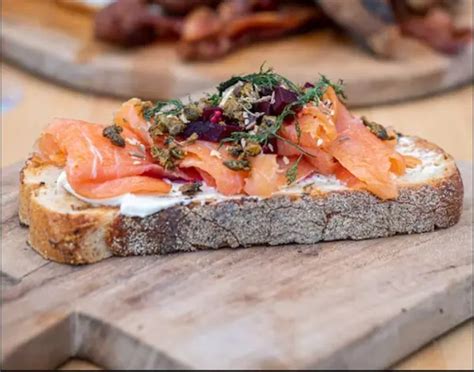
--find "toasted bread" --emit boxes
[19,136,463,264]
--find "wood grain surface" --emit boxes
[1,160,472,369]
[1,0,473,106]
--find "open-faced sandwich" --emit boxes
[20,67,463,264]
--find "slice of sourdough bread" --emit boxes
[19,136,464,264]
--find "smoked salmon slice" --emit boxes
[244,154,284,197]
[70,176,171,199]
[276,137,338,175]
[329,103,404,199]
[37,119,171,198]
[114,98,154,147]
[181,141,247,195]
[244,154,315,197]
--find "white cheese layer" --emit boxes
[57,137,447,217]
[396,136,447,183]
[57,172,242,218]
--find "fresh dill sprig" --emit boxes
[315,74,346,101]
[217,63,302,94]
[286,155,303,185]
[294,119,302,144]
[207,93,221,106]
[143,99,184,121]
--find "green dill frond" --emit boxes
[207,93,221,106]
[217,65,302,94]
[286,155,303,185]
[316,74,346,100]
[143,99,184,121]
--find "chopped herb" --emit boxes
[316,74,346,100]
[143,99,184,122]
[103,124,125,147]
[223,159,251,171]
[295,119,302,144]
[179,182,202,196]
[181,132,199,145]
[286,155,303,185]
[150,114,186,137]
[151,142,184,170]
[207,93,221,106]
[183,103,202,122]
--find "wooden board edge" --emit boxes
[312,274,474,369]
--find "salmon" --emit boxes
[333,163,364,189]
[114,98,154,147]
[278,104,337,149]
[278,156,315,183]
[244,154,284,197]
[244,154,314,197]
[328,103,406,199]
[70,176,171,199]
[404,155,422,168]
[37,119,171,198]
[296,104,338,144]
[277,137,338,175]
[181,141,247,195]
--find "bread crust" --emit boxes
[19,137,464,264]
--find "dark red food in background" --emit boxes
[95,0,182,46]
[95,0,472,59]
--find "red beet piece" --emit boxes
[202,106,223,120]
[271,86,298,115]
[262,137,278,154]
[182,120,241,142]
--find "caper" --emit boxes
[223,159,251,171]
[244,141,262,157]
[103,124,126,147]
[183,103,202,122]
[227,144,243,158]
[170,146,185,160]
[361,116,394,141]
[179,182,202,196]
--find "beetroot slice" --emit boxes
[253,86,298,116]
[262,137,277,154]
[271,86,298,115]
[202,106,223,120]
[182,120,241,142]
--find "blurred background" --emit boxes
[1,0,473,370]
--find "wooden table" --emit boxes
[1,62,473,370]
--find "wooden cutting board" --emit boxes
[2,0,473,106]
[1,161,472,370]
